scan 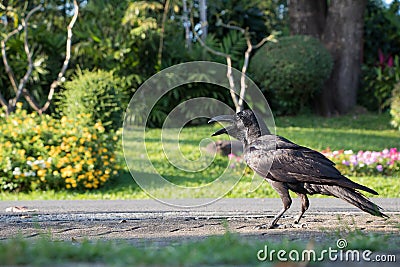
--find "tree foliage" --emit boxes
[0,0,73,112]
[250,35,333,115]
[2,0,398,123]
[359,0,400,112]
[56,69,128,131]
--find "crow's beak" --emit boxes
[208,114,234,137]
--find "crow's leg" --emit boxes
[257,182,292,229]
[294,193,309,224]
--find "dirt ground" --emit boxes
[1,199,399,246]
[1,199,399,266]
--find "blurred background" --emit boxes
[0,0,399,197]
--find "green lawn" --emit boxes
[1,113,399,200]
[275,113,399,151]
[0,229,396,266]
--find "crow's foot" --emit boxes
[256,222,307,230]
[255,223,282,229]
[291,222,307,228]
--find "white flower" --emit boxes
[24,171,36,177]
[33,160,46,168]
[344,150,353,155]
[12,167,21,176]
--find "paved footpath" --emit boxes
[1,198,399,246]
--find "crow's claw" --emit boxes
[292,222,307,228]
[255,223,280,229]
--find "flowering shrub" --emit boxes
[0,103,120,192]
[226,148,399,177]
[321,148,399,177]
[391,82,400,130]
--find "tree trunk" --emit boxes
[288,0,366,116]
[289,0,327,38]
[182,0,192,49]
[199,0,208,39]
[319,0,366,116]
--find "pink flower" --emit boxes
[376,165,383,172]
[350,155,358,166]
[382,149,390,157]
[388,56,394,67]
[228,153,235,160]
[379,49,385,66]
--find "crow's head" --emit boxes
[208,109,268,144]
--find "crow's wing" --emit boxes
[245,135,378,194]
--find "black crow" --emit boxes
[209,109,388,229]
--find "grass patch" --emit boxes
[1,113,398,200]
[275,112,399,151]
[0,229,395,266]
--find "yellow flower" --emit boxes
[18,149,26,157]
[16,102,23,109]
[61,165,74,178]
[61,143,71,152]
[37,169,46,177]
[30,136,39,143]
[75,164,82,172]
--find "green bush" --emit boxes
[57,69,127,131]
[361,55,400,113]
[250,35,333,115]
[0,104,120,192]
[390,82,400,130]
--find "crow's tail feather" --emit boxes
[328,186,388,218]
